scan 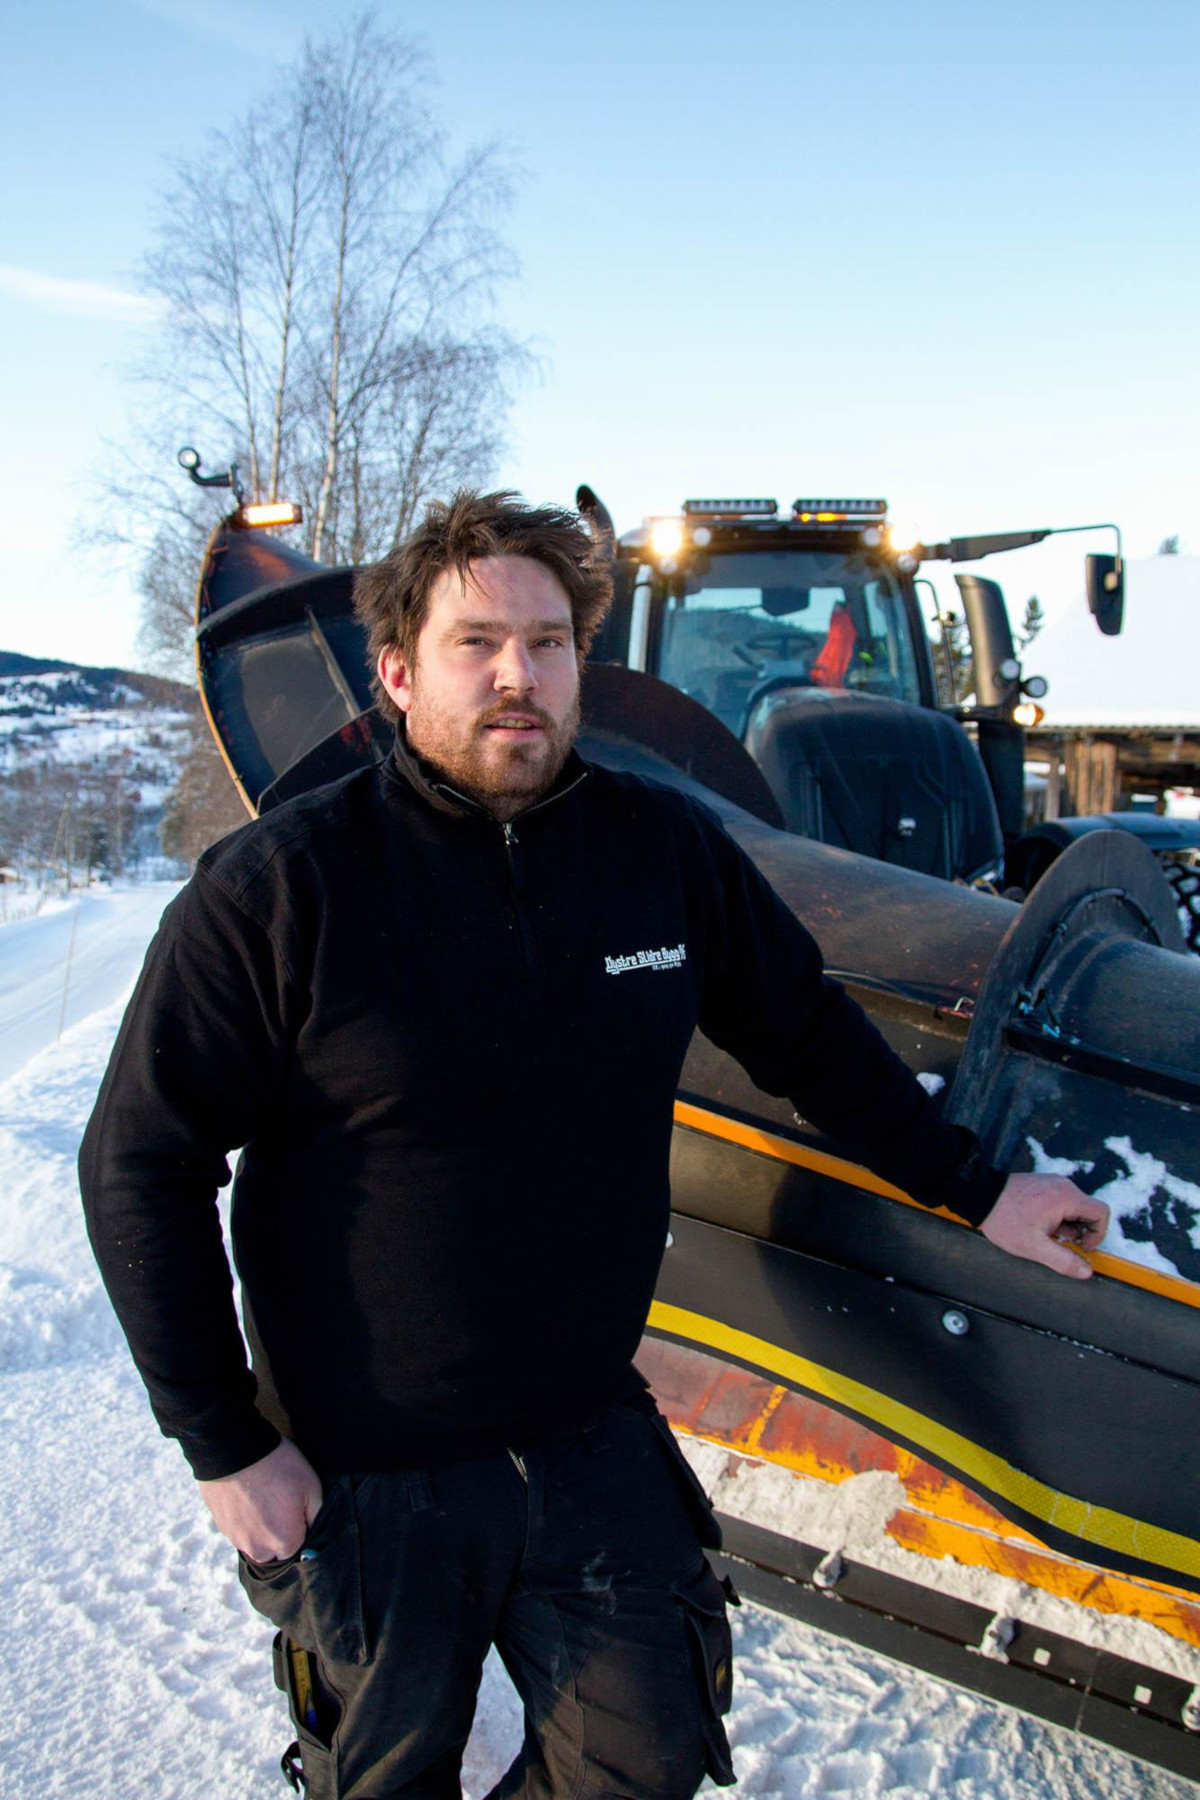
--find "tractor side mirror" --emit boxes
[1086,554,1124,636]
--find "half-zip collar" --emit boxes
[381,719,590,828]
[380,721,589,982]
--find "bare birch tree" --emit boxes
[113,11,525,674]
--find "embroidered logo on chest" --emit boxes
[604,942,687,976]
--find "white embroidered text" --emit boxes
[604,943,687,976]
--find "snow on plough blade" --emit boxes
[193,520,1200,1774]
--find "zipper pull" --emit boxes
[502,822,516,846]
[507,1447,528,1482]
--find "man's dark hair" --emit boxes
[354,489,613,723]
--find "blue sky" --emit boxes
[2,0,1198,670]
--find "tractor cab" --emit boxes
[592,498,1003,883]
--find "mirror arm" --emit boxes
[1040,520,1124,584]
[918,521,1122,574]
[177,447,246,505]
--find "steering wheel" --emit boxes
[733,634,799,666]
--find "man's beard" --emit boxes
[406,686,581,819]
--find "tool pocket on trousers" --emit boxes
[239,1474,368,1666]
[673,1558,736,1786]
[273,1632,337,1798]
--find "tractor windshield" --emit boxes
[652,548,922,736]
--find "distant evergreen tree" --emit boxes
[1158,535,1181,555]
[1017,594,1045,651]
[935,610,972,706]
[85,819,113,880]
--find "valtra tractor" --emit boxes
[180,451,1200,1780]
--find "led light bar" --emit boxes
[682,498,778,517]
[235,501,304,529]
[792,498,888,521]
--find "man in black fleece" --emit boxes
[81,491,1107,1800]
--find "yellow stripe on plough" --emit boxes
[673,1100,1200,1312]
[647,1300,1200,1585]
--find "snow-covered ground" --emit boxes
[0,883,180,1083]
[1,890,1195,1798]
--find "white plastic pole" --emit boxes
[57,898,81,1041]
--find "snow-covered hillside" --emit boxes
[1,892,1193,1799]
[0,650,195,881]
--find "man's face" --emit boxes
[377,555,581,820]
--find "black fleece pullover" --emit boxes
[80,737,1003,1481]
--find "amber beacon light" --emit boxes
[234,501,304,529]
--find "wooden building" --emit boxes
[1025,722,1200,819]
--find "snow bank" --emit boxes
[1032,555,1200,727]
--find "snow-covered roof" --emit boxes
[1027,554,1200,729]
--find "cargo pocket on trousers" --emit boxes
[239,1474,368,1666]
[673,1558,737,1786]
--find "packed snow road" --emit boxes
[0,888,1193,1798]
[0,883,180,1083]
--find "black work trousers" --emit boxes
[239,1397,737,1800]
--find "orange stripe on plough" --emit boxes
[672,1099,1200,1311]
[639,1336,1200,1649]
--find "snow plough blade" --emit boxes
[192,518,1200,1774]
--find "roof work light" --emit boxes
[648,517,686,559]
